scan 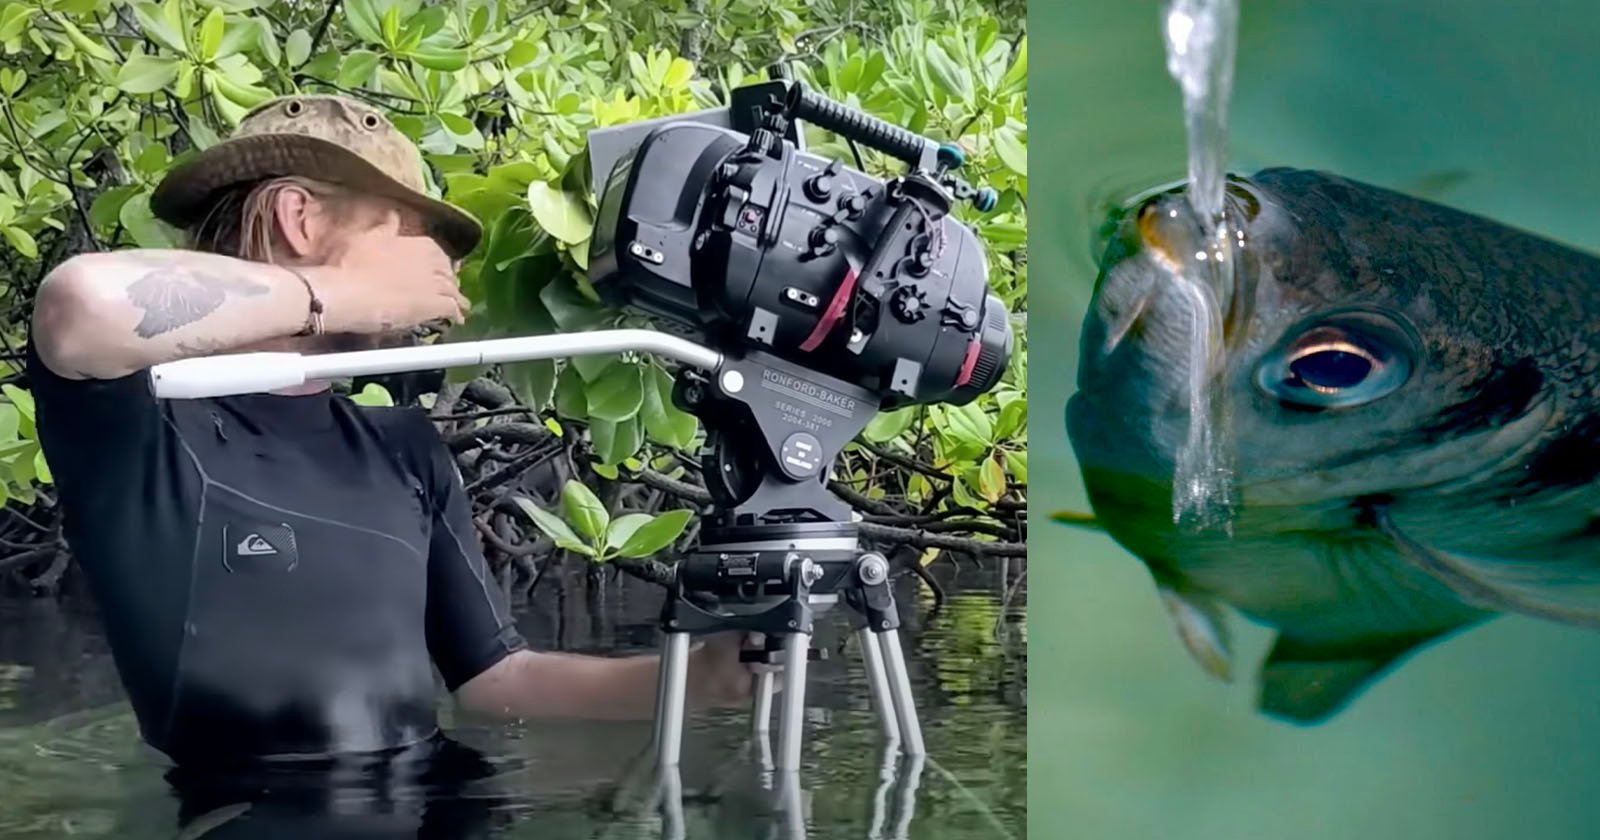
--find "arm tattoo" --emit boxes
[125,268,271,339]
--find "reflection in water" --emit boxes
[0,562,1024,838]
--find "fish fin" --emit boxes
[1050,510,1102,530]
[1156,584,1233,682]
[1257,635,1431,724]
[1377,507,1600,630]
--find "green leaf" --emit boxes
[554,364,588,420]
[559,479,609,543]
[994,128,1027,177]
[2,384,34,430]
[0,226,37,260]
[58,18,117,62]
[116,54,183,94]
[983,221,1026,249]
[978,455,1006,504]
[589,415,642,466]
[131,3,186,54]
[343,0,383,44]
[944,401,993,448]
[468,6,490,40]
[380,5,401,46]
[539,279,607,331]
[863,407,916,444]
[571,352,618,383]
[586,363,643,422]
[338,50,380,88]
[617,508,692,558]
[285,28,311,66]
[0,6,37,43]
[1000,35,1026,93]
[640,365,696,449]
[924,42,972,103]
[505,39,539,67]
[198,7,224,61]
[512,495,590,554]
[993,395,1027,441]
[1003,449,1028,484]
[119,192,181,248]
[215,16,260,61]
[950,470,983,509]
[349,383,393,406]
[410,46,469,71]
[603,512,653,553]
[525,181,593,244]
[0,403,19,441]
[662,56,694,89]
[503,359,556,412]
[253,17,280,65]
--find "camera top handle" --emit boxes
[783,83,937,171]
[779,82,998,214]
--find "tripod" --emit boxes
[644,349,926,773]
[650,520,925,771]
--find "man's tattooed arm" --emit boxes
[32,250,322,380]
[125,267,271,339]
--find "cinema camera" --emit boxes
[585,75,1013,774]
[146,74,1014,780]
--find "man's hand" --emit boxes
[456,633,780,722]
[316,210,471,334]
[687,632,779,710]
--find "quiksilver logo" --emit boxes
[236,534,277,556]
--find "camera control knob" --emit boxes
[839,192,868,219]
[808,226,840,257]
[803,172,834,203]
[890,286,928,323]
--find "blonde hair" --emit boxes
[184,175,424,263]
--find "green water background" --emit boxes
[1030,1,1600,838]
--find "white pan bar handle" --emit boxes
[149,329,723,399]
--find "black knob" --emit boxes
[906,248,934,277]
[803,173,834,203]
[839,193,868,219]
[808,226,840,256]
[890,286,928,323]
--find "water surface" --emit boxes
[0,562,1024,838]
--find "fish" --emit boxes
[1063,167,1600,724]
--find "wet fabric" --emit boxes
[26,340,528,768]
[162,732,512,839]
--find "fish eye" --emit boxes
[1288,339,1375,393]
[1256,311,1417,409]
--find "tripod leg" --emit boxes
[656,632,692,766]
[876,628,925,756]
[855,626,900,743]
[657,763,686,840]
[774,632,811,772]
[751,670,774,736]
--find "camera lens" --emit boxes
[950,295,1013,403]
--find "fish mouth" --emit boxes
[1093,179,1261,356]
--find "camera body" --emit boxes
[587,81,1011,411]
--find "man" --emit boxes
[27,95,755,774]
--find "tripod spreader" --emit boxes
[651,524,924,773]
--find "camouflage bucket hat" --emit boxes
[150,94,482,260]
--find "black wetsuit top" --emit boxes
[27,342,528,769]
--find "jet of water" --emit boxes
[1163,0,1240,230]
[1161,0,1242,532]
